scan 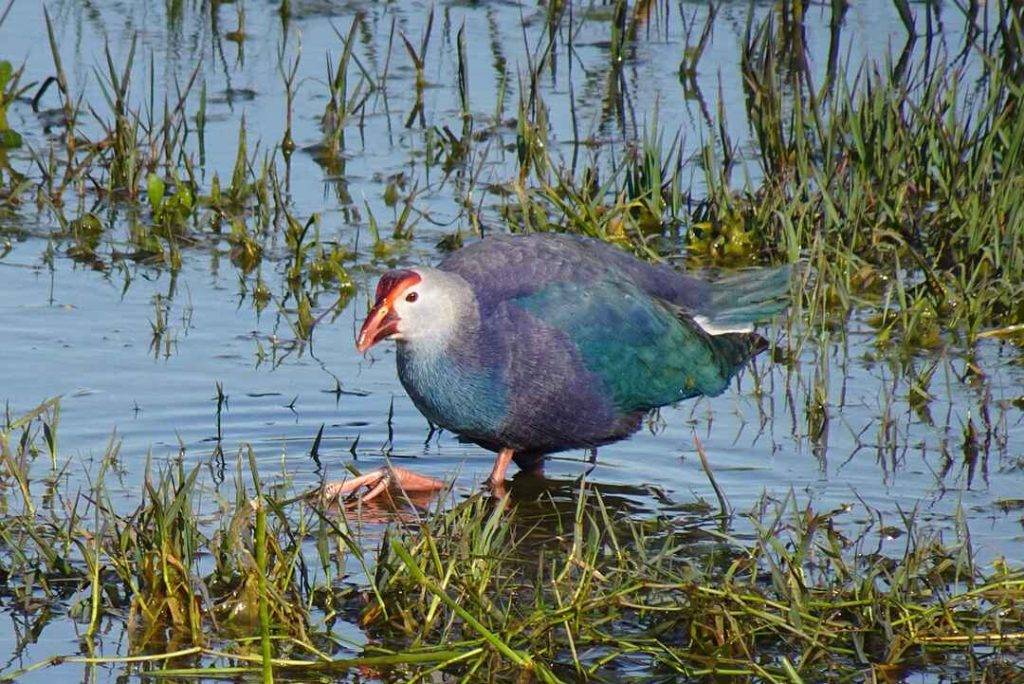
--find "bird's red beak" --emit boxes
[356,302,399,353]
[356,270,421,353]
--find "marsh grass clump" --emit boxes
[498,100,688,260]
[0,12,355,343]
[0,402,318,669]
[369,489,1024,681]
[2,400,1021,681]
[694,9,1024,344]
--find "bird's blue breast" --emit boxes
[396,343,507,442]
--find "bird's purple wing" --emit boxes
[439,232,790,331]
[438,233,710,312]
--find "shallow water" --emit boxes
[1,0,1023,680]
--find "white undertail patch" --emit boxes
[693,315,755,335]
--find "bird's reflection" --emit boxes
[316,486,443,524]
[320,467,720,544]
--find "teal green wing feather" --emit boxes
[513,279,758,413]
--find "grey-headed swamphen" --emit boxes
[329,232,790,500]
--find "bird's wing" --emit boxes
[508,278,762,414]
[441,233,790,332]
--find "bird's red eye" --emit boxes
[405,291,419,303]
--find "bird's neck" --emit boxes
[397,319,479,363]
[395,317,492,395]
[395,327,505,438]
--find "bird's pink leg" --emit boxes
[486,448,515,495]
[319,465,444,503]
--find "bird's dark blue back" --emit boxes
[438,233,714,316]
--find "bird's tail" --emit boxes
[693,264,793,335]
[705,330,770,376]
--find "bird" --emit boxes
[326,232,790,501]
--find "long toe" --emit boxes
[317,465,445,504]
[318,468,389,501]
[387,465,446,493]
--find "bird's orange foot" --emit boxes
[318,465,445,504]
[485,477,508,499]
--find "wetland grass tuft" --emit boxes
[367,487,1024,681]
[1,401,1022,681]
[4,3,1017,353]
[712,7,1024,344]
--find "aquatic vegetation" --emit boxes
[373,490,1024,681]
[719,7,1024,343]
[2,2,1019,353]
[0,401,1021,681]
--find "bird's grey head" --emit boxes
[355,267,476,353]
